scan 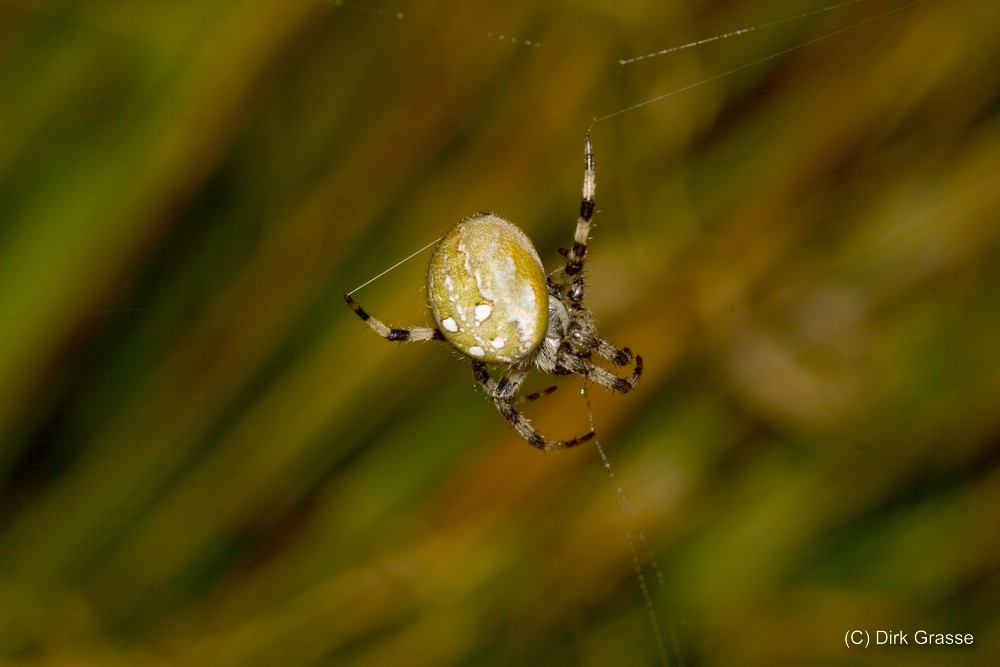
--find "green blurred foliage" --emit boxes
[1,0,999,665]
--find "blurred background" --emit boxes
[1,0,999,664]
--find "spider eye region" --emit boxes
[427,213,548,364]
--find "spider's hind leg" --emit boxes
[345,294,444,342]
[517,385,558,405]
[471,361,594,451]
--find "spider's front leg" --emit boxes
[548,134,596,306]
[344,294,445,342]
[559,350,643,395]
[471,360,594,451]
[571,332,644,393]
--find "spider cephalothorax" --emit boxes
[345,135,642,450]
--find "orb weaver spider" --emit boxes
[345,135,642,450]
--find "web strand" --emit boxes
[584,388,672,666]
[617,0,869,65]
[346,235,442,296]
[593,0,924,125]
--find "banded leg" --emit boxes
[558,349,643,395]
[518,385,558,404]
[344,294,444,342]
[562,311,642,384]
[471,361,594,451]
[595,340,637,369]
[548,134,596,301]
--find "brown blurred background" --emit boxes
[1,0,999,665]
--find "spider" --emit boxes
[345,134,642,450]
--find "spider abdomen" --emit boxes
[427,213,548,364]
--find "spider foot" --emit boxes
[611,346,632,366]
[612,354,643,394]
[528,428,595,451]
[518,386,558,403]
[344,293,368,320]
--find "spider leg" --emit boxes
[517,385,558,404]
[344,294,444,342]
[471,361,594,451]
[561,310,642,387]
[594,340,636,368]
[547,136,643,392]
[559,348,643,395]
[547,134,595,304]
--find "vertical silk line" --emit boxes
[583,388,673,667]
